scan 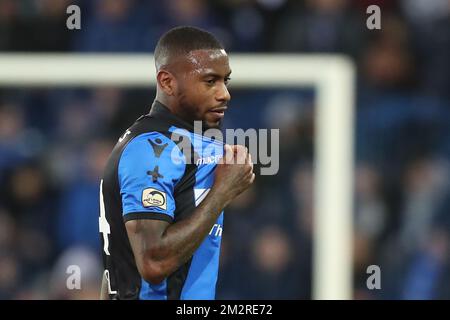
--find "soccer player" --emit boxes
[99,26,255,300]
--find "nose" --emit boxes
[216,83,231,103]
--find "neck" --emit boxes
[155,91,176,113]
[155,91,196,125]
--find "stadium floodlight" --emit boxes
[0,53,355,300]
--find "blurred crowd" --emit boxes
[0,0,449,299]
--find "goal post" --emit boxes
[0,53,355,300]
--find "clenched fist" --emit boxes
[213,144,255,206]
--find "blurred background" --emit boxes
[0,0,449,299]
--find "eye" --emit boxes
[205,79,215,85]
[224,77,231,85]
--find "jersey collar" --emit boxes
[148,100,195,132]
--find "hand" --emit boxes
[213,144,255,206]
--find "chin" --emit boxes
[204,119,223,130]
[202,115,222,130]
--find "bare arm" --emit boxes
[125,145,254,285]
[126,187,228,284]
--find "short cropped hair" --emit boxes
[154,26,224,69]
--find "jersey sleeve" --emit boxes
[118,132,186,223]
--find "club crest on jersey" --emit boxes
[142,188,167,210]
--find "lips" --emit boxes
[208,106,227,121]
[209,106,227,113]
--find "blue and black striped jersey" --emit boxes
[99,101,223,300]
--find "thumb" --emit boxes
[223,144,234,164]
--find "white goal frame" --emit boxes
[0,53,355,300]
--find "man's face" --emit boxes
[174,49,231,129]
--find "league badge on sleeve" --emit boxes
[142,188,167,210]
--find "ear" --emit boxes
[157,70,177,96]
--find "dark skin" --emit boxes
[156,49,232,129]
[107,49,255,289]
